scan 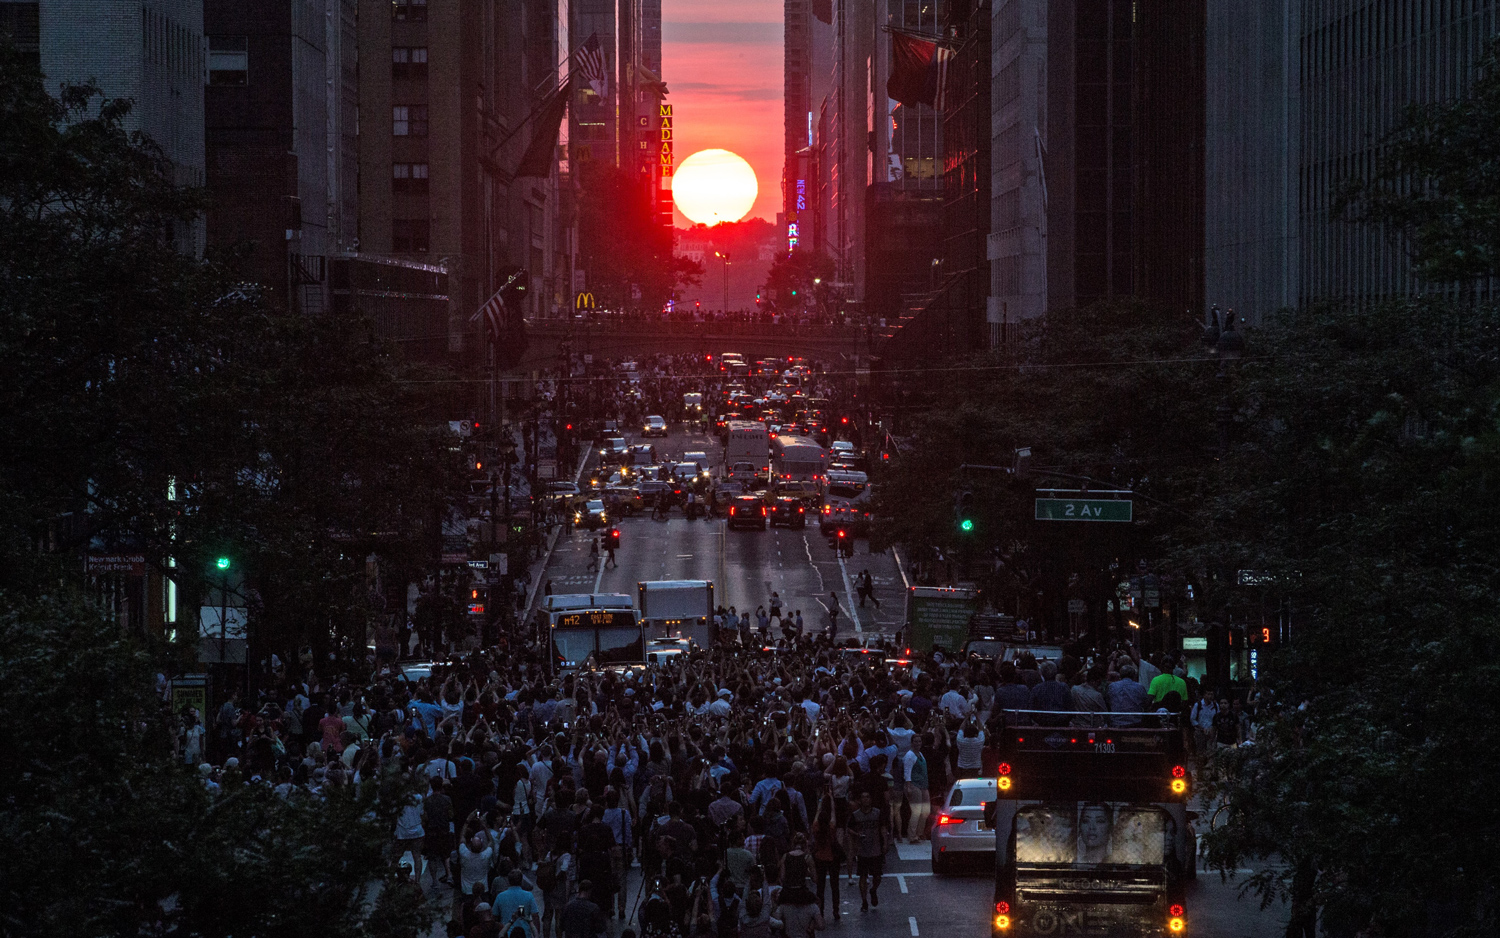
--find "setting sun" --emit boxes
[671,149,758,226]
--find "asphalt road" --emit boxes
[516,422,1289,938]
[544,424,908,642]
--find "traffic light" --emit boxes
[215,556,231,571]
[605,528,621,550]
[956,490,976,533]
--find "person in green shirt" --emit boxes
[1147,664,1189,706]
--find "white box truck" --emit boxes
[637,580,715,648]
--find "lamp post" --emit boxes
[714,250,730,314]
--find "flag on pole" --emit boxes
[514,81,569,177]
[469,288,505,341]
[578,32,608,99]
[887,29,954,111]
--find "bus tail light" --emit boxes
[995,902,1010,914]
[1169,905,1184,917]
[1168,915,1185,933]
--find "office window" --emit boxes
[392,219,430,252]
[393,162,430,193]
[393,0,428,21]
[392,46,428,79]
[208,36,247,85]
[392,105,428,137]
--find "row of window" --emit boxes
[393,0,428,21]
[393,162,429,192]
[392,106,429,136]
[207,41,431,86]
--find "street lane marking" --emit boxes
[896,874,908,894]
[836,553,862,633]
[909,917,919,936]
[893,545,911,590]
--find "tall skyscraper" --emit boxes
[38,0,206,254]
[1206,0,1499,323]
[203,0,360,314]
[988,0,1205,329]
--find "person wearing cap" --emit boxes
[467,901,499,938]
[707,688,733,718]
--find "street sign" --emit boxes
[1035,498,1133,522]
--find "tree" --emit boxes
[576,164,700,307]
[0,592,435,937]
[1177,300,1500,938]
[764,249,834,308]
[1336,37,1500,286]
[871,299,1218,632]
[0,46,457,661]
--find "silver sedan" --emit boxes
[931,777,998,874]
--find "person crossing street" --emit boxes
[857,570,880,609]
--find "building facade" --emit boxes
[1206,0,1500,324]
[990,0,1205,331]
[203,0,359,314]
[38,0,206,254]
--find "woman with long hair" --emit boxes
[824,754,853,877]
[809,794,843,922]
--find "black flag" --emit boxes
[515,81,569,177]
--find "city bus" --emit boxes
[818,469,870,534]
[771,434,827,483]
[540,593,644,675]
[988,719,1195,937]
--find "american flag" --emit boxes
[577,32,607,99]
[470,288,505,340]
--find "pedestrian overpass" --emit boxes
[509,318,868,372]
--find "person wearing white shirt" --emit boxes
[938,681,972,719]
[799,692,821,723]
[708,689,734,717]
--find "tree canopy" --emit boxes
[1337,36,1500,285]
[0,46,446,936]
[0,46,457,658]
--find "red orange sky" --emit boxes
[663,0,784,224]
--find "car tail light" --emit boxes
[761,507,767,516]
[935,814,962,826]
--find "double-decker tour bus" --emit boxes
[541,593,644,675]
[989,714,1195,938]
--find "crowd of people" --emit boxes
[186,623,1261,938]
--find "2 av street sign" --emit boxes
[1035,498,1134,522]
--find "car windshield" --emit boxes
[1014,803,1170,868]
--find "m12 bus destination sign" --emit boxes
[1035,498,1134,522]
[554,610,636,629]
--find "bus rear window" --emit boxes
[1014,803,1168,867]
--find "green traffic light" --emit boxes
[216,557,232,570]
[960,519,974,532]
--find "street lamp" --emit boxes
[714,250,730,314]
